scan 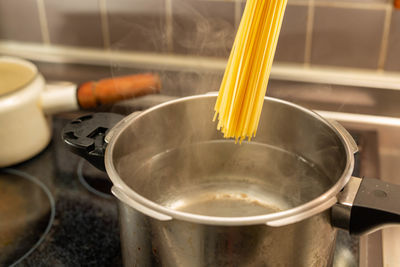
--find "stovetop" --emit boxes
[1,118,122,267]
[0,113,380,267]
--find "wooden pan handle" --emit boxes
[77,73,161,109]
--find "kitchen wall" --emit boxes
[1,0,400,72]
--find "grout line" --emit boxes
[287,0,309,6]
[99,0,111,50]
[0,41,227,71]
[314,0,387,10]
[3,41,400,91]
[198,0,236,1]
[197,0,309,6]
[304,0,314,66]
[36,0,51,45]
[165,0,174,52]
[228,0,386,8]
[234,0,242,29]
[201,0,386,9]
[198,0,237,2]
[377,4,393,71]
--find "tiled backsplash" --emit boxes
[386,10,400,71]
[172,0,236,57]
[310,6,386,69]
[107,0,168,52]
[274,4,308,63]
[0,0,42,43]
[44,0,104,48]
[0,0,399,72]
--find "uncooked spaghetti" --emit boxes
[214,0,288,142]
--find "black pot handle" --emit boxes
[332,176,400,235]
[62,113,124,171]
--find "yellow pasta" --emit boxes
[214,0,288,142]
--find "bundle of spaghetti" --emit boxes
[213,0,288,142]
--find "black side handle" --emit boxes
[332,177,400,235]
[350,178,400,235]
[62,113,124,171]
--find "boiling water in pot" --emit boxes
[119,140,333,217]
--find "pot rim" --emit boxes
[105,94,355,226]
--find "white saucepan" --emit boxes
[0,56,161,167]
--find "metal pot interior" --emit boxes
[108,95,351,219]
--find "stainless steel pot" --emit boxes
[63,94,400,267]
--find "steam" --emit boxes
[172,0,235,58]
[106,0,236,99]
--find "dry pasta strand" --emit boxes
[214,0,288,142]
